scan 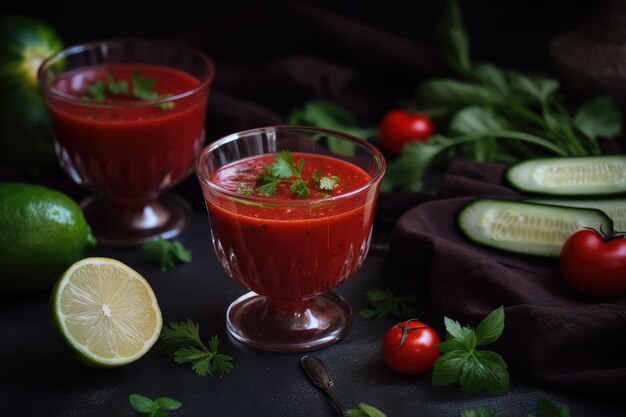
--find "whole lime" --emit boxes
[0,183,96,294]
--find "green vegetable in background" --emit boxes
[346,403,387,417]
[0,15,64,177]
[382,0,622,191]
[288,100,377,156]
[359,288,416,319]
[432,306,509,395]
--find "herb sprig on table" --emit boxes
[156,319,233,376]
[346,403,387,417]
[142,239,192,272]
[382,0,622,192]
[129,394,183,417]
[359,288,416,319]
[242,150,339,198]
[432,306,509,395]
[83,70,175,109]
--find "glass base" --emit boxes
[80,193,192,247]
[226,291,352,352]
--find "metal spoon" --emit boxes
[301,355,348,416]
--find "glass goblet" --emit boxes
[38,39,215,246]
[196,126,385,352]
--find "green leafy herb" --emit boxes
[320,192,331,198]
[268,150,304,178]
[157,319,233,376]
[290,178,310,198]
[236,183,254,195]
[318,176,339,190]
[107,72,129,95]
[461,408,501,417]
[83,71,175,109]
[129,394,182,417]
[359,288,416,319]
[346,403,387,417]
[85,81,106,101]
[143,239,192,272]
[287,100,377,157]
[383,0,622,191]
[432,306,509,395]
[528,398,571,417]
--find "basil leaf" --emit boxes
[432,350,467,386]
[436,338,467,353]
[475,350,509,395]
[574,96,622,141]
[508,73,558,105]
[155,397,183,410]
[450,106,510,135]
[129,394,155,413]
[459,353,487,394]
[534,397,571,417]
[475,306,505,346]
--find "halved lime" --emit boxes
[50,257,162,367]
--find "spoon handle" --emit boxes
[301,355,348,415]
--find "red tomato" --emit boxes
[378,109,434,155]
[381,319,440,375]
[560,229,626,297]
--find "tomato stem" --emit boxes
[396,319,427,350]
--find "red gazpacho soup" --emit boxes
[46,64,208,201]
[205,152,378,300]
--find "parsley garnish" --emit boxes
[432,306,509,395]
[83,71,175,109]
[129,394,182,417]
[157,319,233,377]
[346,403,386,417]
[236,183,254,195]
[253,150,340,198]
[359,288,416,319]
[529,398,570,417]
[143,239,192,272]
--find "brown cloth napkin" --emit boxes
[389,160,626,398]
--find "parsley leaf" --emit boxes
[143,239,192,272]
[318,176,339,190]
[129,394,182,417]
[312,170,322,183]
[461,408,501,417]
[132,71,158,100]
[359,288,416,319]
[256,174,282,196]
[269,150,303,178]
[85,81,106,101]
[529,398,571,417]
[107,72,129,95]
[157,319,234,376]
[290,178,310,198]
[346,403,387,417]
[432,306,509,395]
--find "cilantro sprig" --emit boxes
[432,306,509,395]
[129,394,182,417]
[359,288,416,319]
[247,150,340,199]
[346,403,387,417]
[157,319,233,377]
[143,239,192,272]
[83,70,175,109]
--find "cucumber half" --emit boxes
[507,155,626,196]
[528,198,626,231]
[458,198,613,257]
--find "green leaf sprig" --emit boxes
[382,0,622,192]
[346,402,387,417]
[83,71,175,109]
[461,397,570,417]
[249,150,340,199]
[143,239,191,272]
[359,288,416,319]
[432,306,509,395]
[129,394,182,417]
[156,319,233,377]
[461,408,500,417]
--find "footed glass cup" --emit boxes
[38,40,214,246]
[195,126,385,352]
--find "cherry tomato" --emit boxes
[381,319,440,375]
[560,229,626,296]
[378,109,434,156]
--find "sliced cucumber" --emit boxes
[507,155,626,196]
[528,198,626,231]
[458,198,613,257]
